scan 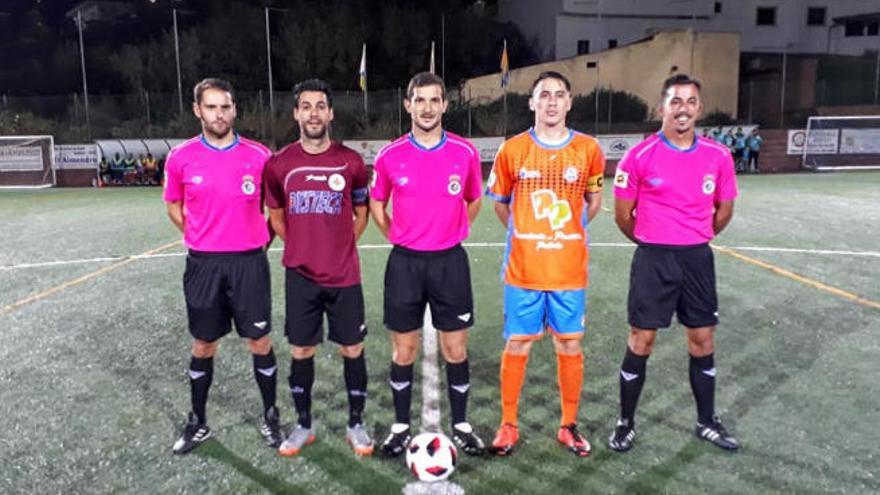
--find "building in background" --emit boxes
[500,0,879,60]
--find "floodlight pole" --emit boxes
[265,7,275,119]
[75,9,90,138]
[173,9,184,118]
[780,45,788,128]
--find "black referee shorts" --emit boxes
[627,243,719,330]
[383,244,474,332]
[183,248,272,342]
[285,268,366,347]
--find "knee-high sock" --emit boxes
[253,349,277,414]
[389,362,414,425]
[189,356,214,424]
[689,353,716,425]
[557,351,584,426]
[500,351,528,426]
[289,356,315,428]
[344,352,368,427]
[619,347,649,423]
[446,359,470,425]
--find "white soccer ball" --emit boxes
[405,432,458,482]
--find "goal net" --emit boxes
[0,135,56,188]
[803,116,880,171]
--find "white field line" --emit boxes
[3,243,879,271]
[420,307,442,434]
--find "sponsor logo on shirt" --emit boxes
[397,177,409,186]
[328,173,346,192]
[305,174,328,182]
[563,166,579,183]
[289,190,343,215]
[531,189,571,231]
[448,174,462,195]
[614,169,629,188]
[702,174,716,195]
[192,176,203,184]
[648,177,663,187]
[241,175,256,195]
[519,168,541,180]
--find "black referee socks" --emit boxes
[189,356,214,425]
[619,347,649,423]
[253,349,277,415]
[446,360,470,425]
[389,362,414,425]
[689,353,716,425]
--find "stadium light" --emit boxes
[74,9,90,139]
[265,7,289,123]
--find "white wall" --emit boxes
[502,0,880,58]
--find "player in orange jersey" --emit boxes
[485,71,605,457]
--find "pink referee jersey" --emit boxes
[613,133,738,245]
[370,131,482,251]
[163,134,271,252]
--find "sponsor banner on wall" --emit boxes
[787,129,839,155]
[597,134,644,160]
[470,137,505,162]
[839,129,880,154]
[54,144,100,169]
[0,145,43,171]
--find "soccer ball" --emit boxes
[405,432,458,482]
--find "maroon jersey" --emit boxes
[263,141,369,287]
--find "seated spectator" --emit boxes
[123,153,137,186]
[110,153,125,185]
[99,157,111,186]
[143,153,158,185]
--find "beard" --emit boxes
[203,120,232,140]
[302,123,328,140]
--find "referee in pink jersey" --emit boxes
[164,78,281,455]
[608,74,740,453]
[370,72,486,457]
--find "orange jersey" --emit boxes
[487,129,605,290]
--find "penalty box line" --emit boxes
[0,240,182,317]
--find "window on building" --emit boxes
[868,21,879,36]
[714,2,722,14]
[577,39,590,54]
[756,7,776,26]
[608,39,618,49]
[845,20,864,37]
[807,7,826,26]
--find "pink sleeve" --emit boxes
[369,153,391,202]
[162,150,183,203]
[463,146,483,202]
[612,149,639,200]
[715,151,739,202]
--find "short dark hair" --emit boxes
[293,79,334,108]
[406,72,446,100]
[193,78,235,104]
[661,74,701,98]
[530,71,571,94]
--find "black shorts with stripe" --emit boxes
[183,248,272,342]
[383,244,474,332]
[627,243,719,330]
[285,268,367,347]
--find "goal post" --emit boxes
[803,116,880,171]
[0,135,56,188]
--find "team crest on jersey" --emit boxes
[563,166,579,183]
[241,175,256,195]
[328,173,346,192]
[702,174,716,195]
[448,174,462,195]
